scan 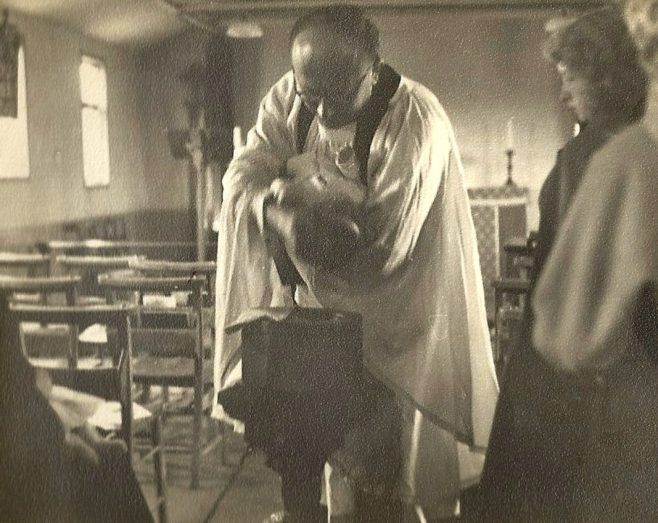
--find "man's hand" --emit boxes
[264,201,297,241]
[269,152,322,208]
[269,178,306,208]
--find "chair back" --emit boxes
[9,303,136,450]
[0,252,51,276]
[129,259,216,299]
[55,254,143,302]
[128,259,216,274]
[0,274,80,305]
[129,260,216,354]
[48,239,131,257]
[0,275,83,366]
[99,274,206,362]
[48,239,218,262]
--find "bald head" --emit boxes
[291,27,378,128]
[289,6,381,128]
[289,5,380,62]
[291,26,365,86]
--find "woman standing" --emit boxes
[477,6,647,521]
[527,0,658,519]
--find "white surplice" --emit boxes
[213,70,499,509]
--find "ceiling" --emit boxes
[0,0,602,48]
[0,0,188,47]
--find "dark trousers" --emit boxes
[280,465,326,523]
[279,468,403,523]
[263,383,401,523]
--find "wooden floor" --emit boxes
[205,451,283,523]
[134,416,282,523]
[135,415,479,522]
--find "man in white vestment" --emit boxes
[213,5,498,521]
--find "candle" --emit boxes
[506,118,515,151]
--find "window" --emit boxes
[0,46,30,179]
[79,55,110,187]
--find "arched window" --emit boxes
[79,55,110,187]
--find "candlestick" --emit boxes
[505,148,515,186]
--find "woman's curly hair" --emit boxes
[624,0,658,77]
[544,5,647,121]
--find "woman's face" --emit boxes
[558,64,593,123]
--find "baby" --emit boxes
[267,141,368,271]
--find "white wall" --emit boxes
[0,12,151,230]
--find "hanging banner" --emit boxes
[0,16,21,118]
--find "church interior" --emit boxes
[0,0,639,522]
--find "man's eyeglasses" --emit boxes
[293,68,372,110]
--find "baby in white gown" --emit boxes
[268,123,368,271]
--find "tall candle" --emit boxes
[506,118,515,150]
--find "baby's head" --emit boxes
[293,200,363,271]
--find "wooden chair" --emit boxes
[8,302,168,523]
[492,278,530,374]
[503,234,536,278]
[99,273,214,489]
[0,275,82,357]
[129,259,216,356]
[128,259,216,279]
[0,274,79,305]
[128,260,223,467]
[494,233,534,373]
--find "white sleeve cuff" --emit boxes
[250,188,273,236]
